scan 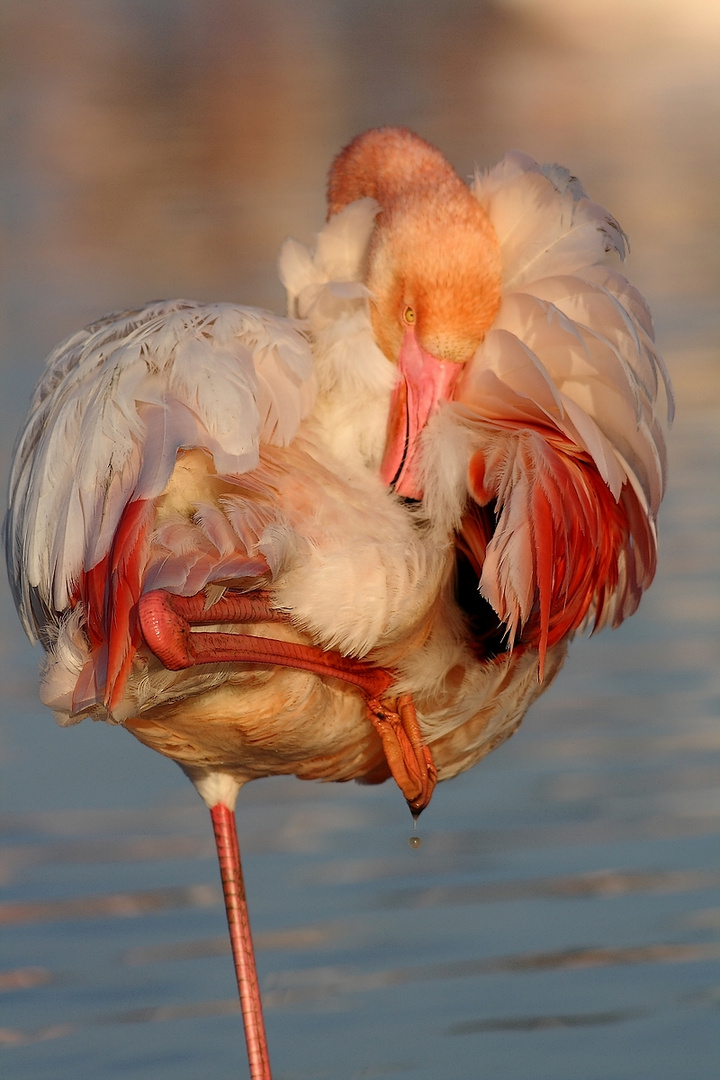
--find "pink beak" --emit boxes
[380,329,463,499]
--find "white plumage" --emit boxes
[7,302,314,630]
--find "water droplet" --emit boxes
[409,834,422,849]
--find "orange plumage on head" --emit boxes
[327,127,503,366]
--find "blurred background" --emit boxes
[1,2,718,1079]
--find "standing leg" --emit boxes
[210,803,273,1080]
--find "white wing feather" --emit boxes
[462,152,673,519]
[6,300,314,640]
[473,152,626,288]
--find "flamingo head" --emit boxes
[328,128,502,498]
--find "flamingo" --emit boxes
[4,128,673,1079]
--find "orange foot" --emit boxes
[366,693,438,815]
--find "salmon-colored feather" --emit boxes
[104,499,153,711]
[75,498,154,714]
[80,553,109,652]
[465,424,636,674]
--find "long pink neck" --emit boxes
[327,127,466,218]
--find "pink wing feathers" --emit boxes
[79,498,154,713]
[454,153,673,670]
[461,423,639,675]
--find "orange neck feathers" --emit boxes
[327,127,463,217]
[327,127,502,366]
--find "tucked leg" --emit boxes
[365,694,438,814]
[138,589,437,813]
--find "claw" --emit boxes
[366,693,438,814]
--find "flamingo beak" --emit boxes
[380,328,463,499]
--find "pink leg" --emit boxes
[210,803,273,1080]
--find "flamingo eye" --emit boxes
[402,306,415,325]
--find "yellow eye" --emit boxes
[402,305,415,325]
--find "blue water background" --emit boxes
[1,3,718,1078]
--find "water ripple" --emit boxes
[0,883,220,925]
[262,941,720,1006]
[447,1007,648,1034]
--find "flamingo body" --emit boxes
[5,128,673,1079]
